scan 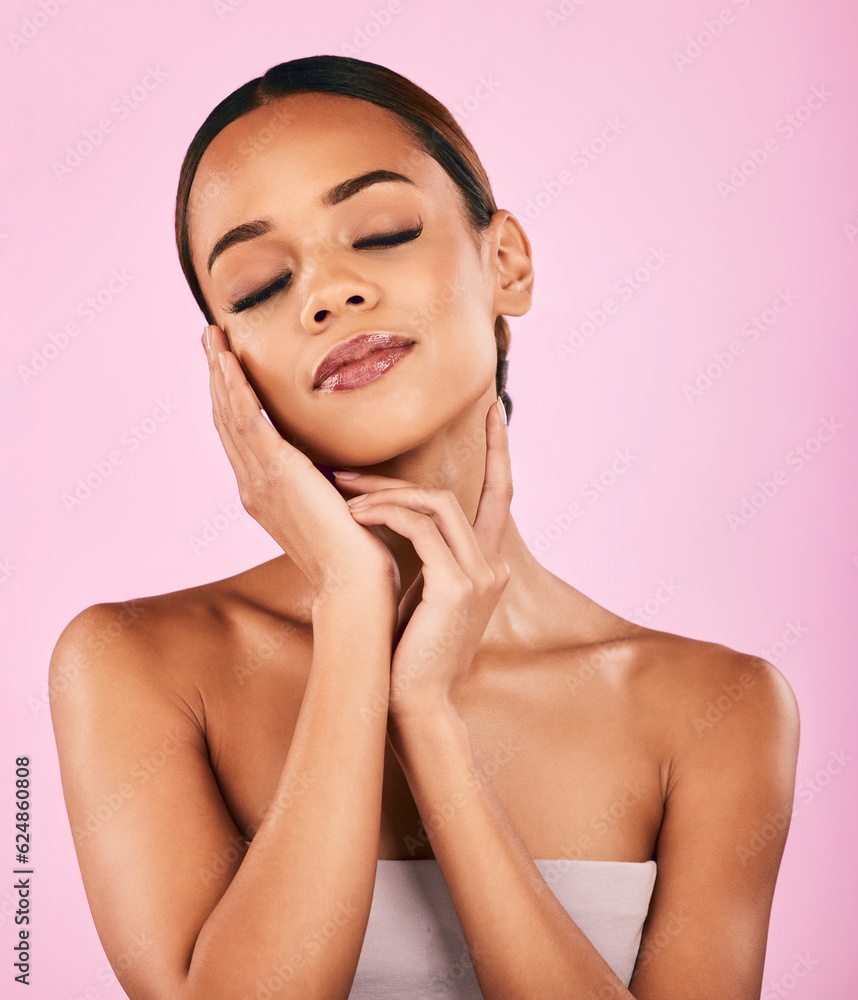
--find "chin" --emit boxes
[304,431,432,470]
[260,363,492,469]
[261,405,429,470]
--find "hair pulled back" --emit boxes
[175,54,512,419]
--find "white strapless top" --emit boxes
[348,858,657,998]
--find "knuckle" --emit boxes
[250,474,271,500]
[439,489,463,512]
[488,557,511,582]
[275,442,305,470]
[450,574,475,602]
[237,486,257,514]
[486,479,514,504]
[413,512,437,537]
[499,480,514,503]
[233,413,257,436]
[264,460,285,485]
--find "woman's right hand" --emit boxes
[203,324,399,604]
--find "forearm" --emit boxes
[185,586,395,1000]
[389,709,632,1000]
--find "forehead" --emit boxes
[187,92,460,271]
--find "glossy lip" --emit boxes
[313,333,417,390]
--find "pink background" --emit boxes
[2,0,856,996]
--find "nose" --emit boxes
[299,255,380,332]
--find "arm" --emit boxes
[341,398,624,998]
[50,587,395,1000]
[51,326,408,1000]
[628,652,800,998]
[388,706,639,999]
[337,397,801,997]
[386,653,799,1000]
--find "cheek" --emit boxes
[232,337,302,413]
[398,247,492,340]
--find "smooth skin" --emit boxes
[50,93,800,1000]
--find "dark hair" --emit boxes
[174,54,513,420]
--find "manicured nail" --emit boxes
[218,353,227,373]
[203,326,212,353]
[496,395,507,425]
[333,470,361,479]
[347,493,369,505]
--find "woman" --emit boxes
[50,55,800,999]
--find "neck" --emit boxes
[337,391,552,649]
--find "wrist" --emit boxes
[388,697,466,748]
[311,562,393,606]
[311,572,397,629]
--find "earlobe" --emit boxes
[489,210,534,318]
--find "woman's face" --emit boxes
[188,91,513,468]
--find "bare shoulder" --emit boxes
[613,626,802,996]
[49,588,218,712]
[48,557,308,721]
[46,563,310,1000]
[549,597,800,752]
[618,623,801,757]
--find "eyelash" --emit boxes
[226,221,424,314]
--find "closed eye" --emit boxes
[353,220,423,250]
[227,269,292,314]
[226,219,424,315]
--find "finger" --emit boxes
[347,503,473,598]
[215,324,267,413]
[205,327,251,482]
[394,570,424,647]
[331,470,417,495]
[211,330,311,479]
[472,398,513,554]
[348,487,491,585]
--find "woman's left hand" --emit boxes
[335,397,513,722]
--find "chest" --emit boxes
[205,634,664,863]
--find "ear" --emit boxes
[485,210,534,319]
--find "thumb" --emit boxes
[394,570,424,648]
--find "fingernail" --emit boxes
[219,353,227,373]
[333,470,361,479]
[203,326,212,353]
[496,395,507,425]
[347,493,369,505]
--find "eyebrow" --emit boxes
[206,169,415,274]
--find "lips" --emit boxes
[313,333,416,389]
